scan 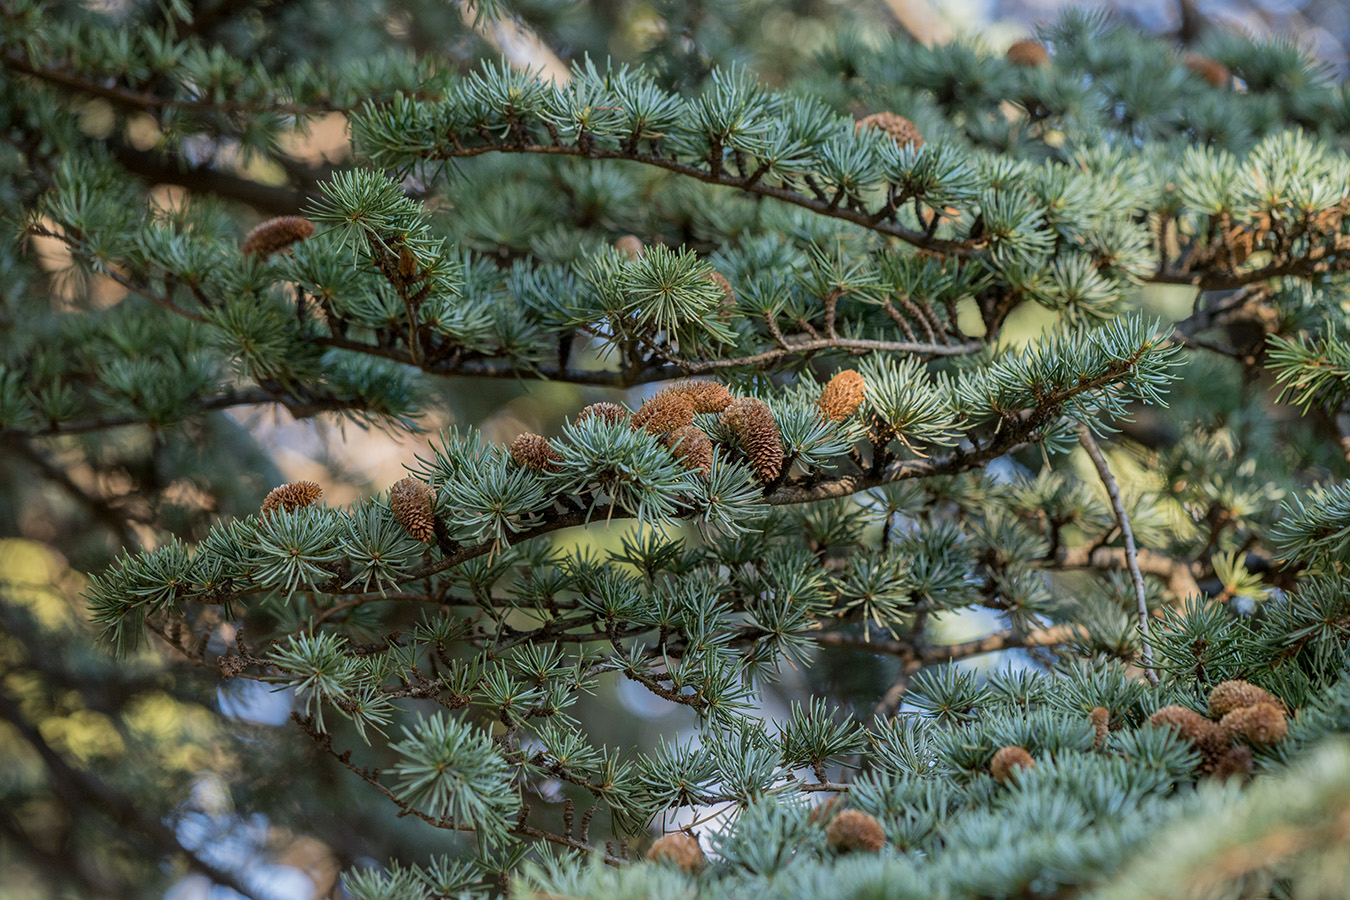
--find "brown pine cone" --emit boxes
[663,425,714,476]
[855,112,924,150]
[632,389,697,434]
[1184,53,1231,88]
[825,810,886,853]
[670,381,734,414]
[720,397,783,482]
[1149,705,1222,747]
[242,216,316,260]
[1208,680,1284,718]
[1211,745,1254,781]
[576,402,630,427]
[1090,707,1110,751]
[510,433,562,473]
[1219,702,1288,746]
[614,235,645,259]
[647,833,705,872]
[1006,39,1049,67]
[817,370,866,422]
[261,481,323,517]
[390,477,436,542]
[990,746,1035,783]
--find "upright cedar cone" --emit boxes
[390,477,436,542]
[632,389,697,434]
[1219,703,1288,746]
[510,433,562,472]
[663,425,714,476]
[817,370,866,422]
[855,112,924,149]
[1184,52,1231,88]
[720,397,784,482]
[1006,39,1049,67]
[242,216,316,259]
[1208,680,1283,718]
[990,746,1035,783]
[614,234,645,259]
[670,380,734,414]
[1090,707,1110,751]
[576,402,630,426]
[647,833,705,872]
[261,481,323,517]
[825,810,886,853]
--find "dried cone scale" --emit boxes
[242,216,315,260]
[720,397,784,482]
[663,425,714,476]
[647,833,705,872]
[990,746,1035,783]
[261,481,323,517]
[855,112,924,149]
[510,433,562,473]
[390,477,436,542]
[818,370,866,422]
[825,810,886,853]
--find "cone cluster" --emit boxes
[720,397,784,482]
[632,382,733,434]
[260,481,323,517]
[825,810,886,853]
[1148,679,1291,778]
[647,833,705,872]
[510,433,562,472]
[390,477,436,542]
[855,112,924,149]
[242,216,316,260]
[990,745,1035,783]
[817,370,866,422]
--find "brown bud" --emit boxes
[390,477,436,543]
[1090,707,1110,751]
[576,402,630,427]
[632,389,697,434]
[1219,702,1288,747]
[855,112,923,150]
[720,397,784,483]
[1184,53,1231,88]
[1208,680,1283,719]
[242,216,315,260]
[615,235,645,259]
[1006,39,1049,67]
[647,833,705,872]
[825,810,886,853]
[1210,745,1253,781]
[663,425,714,476]
[990,745,1035,783]
[817,370,866,422]
[510,433,562,473]
[260,481,323,517]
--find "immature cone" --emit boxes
[990,746,1035,783]
[1184,53,1231,88]
[632,389,697,434]
[671,380,734,414]
[615,234,645,259]
[242,216,316,260]
[817,370,866,422]
[261,481,323,517]
[1208,680,1283,718]
[390,477,436,543]
[825,810,886,853]
[1149,705,1223,748]
[1090,706,1110,751]
[663,425,714,476]
[1211,745,1254,781]
[1006,39,1049,67]
[705,271,736,317]
[720,397,784,482]
[576,402,630,427]
[647,833,705,872]
[510,433,562,473]
[1219,703,1288,746]
[855,112,924,150]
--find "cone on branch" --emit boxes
[990,745,1036,783]
[1219,703,1288,746]
[817,370,866,422]
[1149,705,1222,748]
[1208,680,1284,718]
[856,112,924,149]
[1184,53,1231,88]
[647,833,705,872]
[720,397,784,482]
[614,234,645,259]
[1006,39,1050,67]
[663,425,714,476]
[261,481,323,517]
[825,810,886,853]
[390,477,436,543]
[670,381,734,414]
[242,216,316,260]
[1090,706,1110,751]
[510,433,562,473]
[632,389,697,434]
[576,402,630,427]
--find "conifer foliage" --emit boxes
[7,1,1350,897]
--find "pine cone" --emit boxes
[720,397,783,482]
[825,810,886,853]
[671,381,734,414]
[510,433,562,473]
[1090,706,1110,751]
[1006,39,1049,67]
[1208,680,1284,718]
[1219,702,1288,746]
[576,402,630,427]
[817,370,866,422]
[705,270,735,317]
[1211,745,1253,781]
[1149,705,1226,758]
[261,481,323,517]
[1184,53,1231,88]
[647,833,705,872]
[663,425,714,476]
[390,477,436,542]
[855,112,924,150]
[615,235,645,259]
[242,216,316,260]
[990,745,1035,783]
[632,389,697,434]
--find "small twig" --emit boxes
[1076,425,1159,685]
